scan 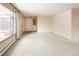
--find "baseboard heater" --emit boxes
[0,35,16,56]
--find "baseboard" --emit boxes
[23,31,37,33]
[51,31,71,40]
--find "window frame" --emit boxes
[0,4,16,42]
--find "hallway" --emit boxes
[3,32,79,56]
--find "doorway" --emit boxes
[25,16,37,32]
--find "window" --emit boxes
[0,4,14,41]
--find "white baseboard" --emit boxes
[51,31,71,40]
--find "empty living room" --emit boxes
[0,2,79,57]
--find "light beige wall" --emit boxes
[16,12,25,39]
[37,16,52,32]
[72,8,79,40]
[51,10,72,39]
[24,17,37,31]
[22,16,26,32]
[25,18,33,31]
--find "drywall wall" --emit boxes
[72,8,79,40]
[37,16,52,32]
[51,10,72,39]
[25,18,33,31]
[16,12,25,39]
[24,17,37,31]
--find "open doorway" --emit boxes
[25,16,37,32]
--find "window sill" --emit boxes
[0,33,14,43]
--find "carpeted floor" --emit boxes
[3,32,79,56]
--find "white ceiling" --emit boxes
[15,3,79,16]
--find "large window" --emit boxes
[0,4,14,40]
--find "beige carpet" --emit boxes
[3,32,79,56]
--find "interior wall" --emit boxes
[37,16,52,32]
[15,8,79,40]
[24,17,37,32]
[51,10,72,39]
[15,9,74,40]
[16,12,25,39]
[25,18,33,31]
[72,8,79,40]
